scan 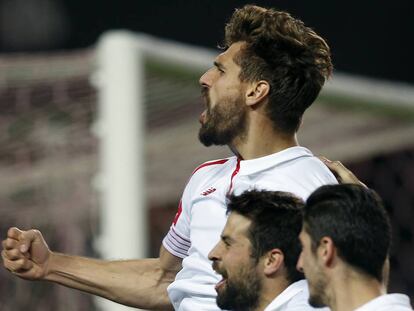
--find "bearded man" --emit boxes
[209,189,321,311]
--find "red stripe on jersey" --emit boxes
[227,158,241,195]
[191,159,229,175]
[172,200,182,225]
[172,158,229,225]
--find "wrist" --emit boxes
[43,251,58,280]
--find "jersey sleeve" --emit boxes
[162,181,192,258]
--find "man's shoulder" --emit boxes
[252,156,337,200]
[274,152,337,184]
[264,280,327,311]
[356,294,413,311]
[190,156,236,176]
[183,156,237,193]
[257,146,333,178]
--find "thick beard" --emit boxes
[216,265,261,311]
[198,93,247,147]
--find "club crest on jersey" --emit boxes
[201,187,216,196]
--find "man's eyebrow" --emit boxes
[221,234,234,243]
[214,61,226,70]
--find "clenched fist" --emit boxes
[2,227,51,280]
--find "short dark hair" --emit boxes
[303,184,391,282]
[224,5,332,134]
[227,189,304,283]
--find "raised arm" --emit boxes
[2,227,181,310]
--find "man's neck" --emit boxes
[253,278,291,311]
[231,113,299,160]
[329,269,384,311]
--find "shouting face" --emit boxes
[198,42,249,147]
[208,212,262,311]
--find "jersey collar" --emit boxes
[238,146,314,176]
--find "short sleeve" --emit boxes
[162,182,192,258]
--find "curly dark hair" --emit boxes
[224,5,333,134]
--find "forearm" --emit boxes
[45,253,174,310]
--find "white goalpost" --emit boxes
[93,32,147,311]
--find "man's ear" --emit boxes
[245,80,270,107]
[263,248,284,276]
[318,237,336,267]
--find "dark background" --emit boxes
[0,0,413,83]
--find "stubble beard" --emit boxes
[308,274,328,308]
[198,91,248,147]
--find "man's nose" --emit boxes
[296,252,304,273]
[199,67,214,87]
[208,242,222,261]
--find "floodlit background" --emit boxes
[0,1,413,310]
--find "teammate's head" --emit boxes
[297,184,391,308]
[198,5,332,146]
[208,190,304,311]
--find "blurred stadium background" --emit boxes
[0,1,413,310]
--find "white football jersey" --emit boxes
[264,280,329,311]
[162,146,337,311]
[354,294,413,311]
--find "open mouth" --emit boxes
[215,277,227,292]
[199,88,210,124]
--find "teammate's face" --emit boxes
[198,42,249,146]
[297,229,328,308]
[208,212,262,311]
